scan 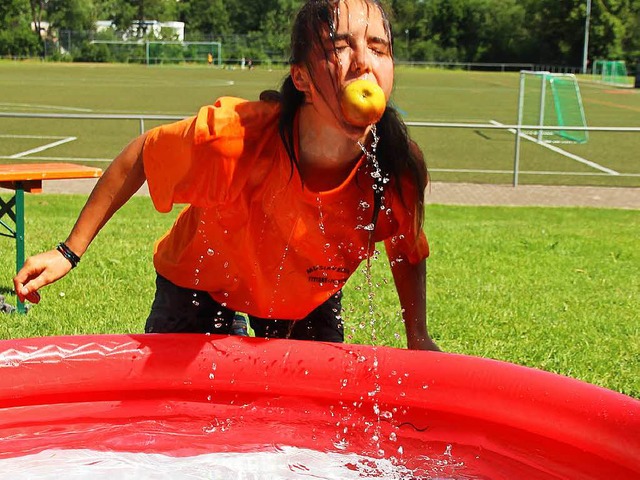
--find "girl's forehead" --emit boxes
[332,0,387,36]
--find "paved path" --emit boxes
[424,182,640,209]
[3,179,639,210]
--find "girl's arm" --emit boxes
[13,134,148,302]
[385,239,441,351]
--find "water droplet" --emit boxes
[356,223,375,231]
[207,248,215,256]
[444,444,453,457]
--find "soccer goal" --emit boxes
[90,40,222,65]
[592,60,628,87]
[146,41,222,65]
[517,71,588,144]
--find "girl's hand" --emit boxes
[13,250,73,303]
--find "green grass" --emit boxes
[0,62,638,399]
[1,61,639,187]
[0,195,638,398]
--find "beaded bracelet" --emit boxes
[56,242,81,269]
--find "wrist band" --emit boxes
[56,242,81,268]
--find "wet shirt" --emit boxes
[143,97,428,319]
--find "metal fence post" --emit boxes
[15,185,26,314]
[513,72,526,187]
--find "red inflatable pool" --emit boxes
[0,334,638,479]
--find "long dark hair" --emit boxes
[270,0,427,232]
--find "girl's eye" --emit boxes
[369,43,389,56]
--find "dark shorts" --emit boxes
[145,275,344,343]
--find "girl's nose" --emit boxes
[351,44,372,75]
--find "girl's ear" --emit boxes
[291,65,311,93]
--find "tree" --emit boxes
[2,0,638,67]
[255,0,301,59]
[0,0,42,57]
[93,0,177,35]
[47,0,95,32]
[178,0,231,38]
[28,0,46,48]
[588,0,630,62]
[623,1,640,64]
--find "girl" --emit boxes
[14,0,440,351]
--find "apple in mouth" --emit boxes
[339,79,386,127]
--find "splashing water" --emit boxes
[0,447,471,480]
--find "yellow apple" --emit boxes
[339,79,386,127]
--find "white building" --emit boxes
[96,20,185,41]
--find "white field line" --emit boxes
[0,103,93,112]
[8,136,77,159]
[490,120,619,176]
[0,134,70,139]
[0,155,110,163]
[431,168,640,177]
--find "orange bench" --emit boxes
[0,163,102,313]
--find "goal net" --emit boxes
[592,60,628,86]
[90,40,222,65]
[147,41,222,65]
[517,71,588,144]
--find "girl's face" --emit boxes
[293,0,394,135]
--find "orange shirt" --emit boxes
[143,97,428,319]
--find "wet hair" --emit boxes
[268,0,427,232]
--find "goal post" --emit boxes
[146,41,222,66]
[592,60,629,87]
[517,71,588,144]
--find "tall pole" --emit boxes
[582,0,592,74]
[405,29,409,61]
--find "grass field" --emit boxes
[1,61,639,187]
[0,197,637,398]
[0,62,638,399]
